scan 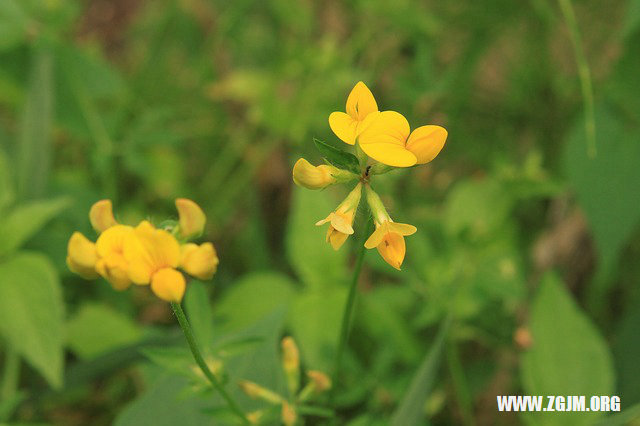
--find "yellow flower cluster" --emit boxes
[239,337,331,425]
[66,199,218,302]
[293,82,447,270]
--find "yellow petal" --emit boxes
[150,267,186,302]
[95,259,132,290]
[328,228,349,250]
[345,81,378,121]
[359,143,417,167]
[180,242,219,280]
[328,212,354,235]
[405,125,447,164]
[293,158,337,189]
[358,111,410,147]
[176,198,206,239]
[328,112,358,145]
[66,232,99,279]
[377,232,406,270]
[124,221,181,284]
[364,224,388,249]
[89,200,117,233]
[388,222,418,236]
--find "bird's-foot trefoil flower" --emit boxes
[329,81,379,145]
[66,199,218,302]
[238,337,331,425]
[364,185,417,270]
[315,183,362,250]
[358,110,447,167]
[292,158,357,190]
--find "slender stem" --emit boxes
[329,210,373,405]
[170,302,248,424]
[446,340,475,426]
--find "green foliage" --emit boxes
[521,273,614,426]
[0,253,64,388]
[313,138,361,174]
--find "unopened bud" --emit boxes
[239,380,283,404]
[281,401,297,426]
[281,337,300,395]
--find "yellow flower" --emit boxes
[176,198,206,239]
[66,232,99,279]
[364,220,417,270]
[358,111,447,167]
[315,183,362,250]
[180,242,219,280]
[94,225,135,290]
[89,199,118,233]
[364,185,416,270]
[281,401,297,426]
[281,337,300,395]
[124,221,185,302]
[328,81,379,145]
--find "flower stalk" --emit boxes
[170,302,248,424]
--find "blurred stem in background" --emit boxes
[169,302,249,425]
[330,201,373,407]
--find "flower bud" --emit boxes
[281,401,297,426]
[89,200,117,233]
[175,198,206,239]
[281,337,300,395]
[239,380,283,404]
[306,370,332,393]
[180,242,219,280]
[292,158,340,190]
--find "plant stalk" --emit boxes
[170,302,248,424]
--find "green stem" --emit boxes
[329,210,373,405]
[170,302,248,424]
[446,340,475,426]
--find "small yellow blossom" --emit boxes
[66,232,99,279]
[239,380,284,404]
[67,199,217,303]
[176,198,206,239]
[281,401,297,426]
[246,411,264,425]
[180,242,219,280]
[306,370,332,393]
[292,158,338,190]
[329,81,379,145]
[316,183,362,250]
[358,110,447,167]
[364,185,417,270]
[89,199,118,233]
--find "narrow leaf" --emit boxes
[313,138,361,174]
[391,318,450,426]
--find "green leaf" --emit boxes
[0,252,65,388]
[564,105,640,298]
[214,272,296,333]
[313,138,361,174]
[391,318,449,426]
[289,287,347,370]
[17,48,54,200]
[286,186,348,289]
[521,273,614,426]
[0,197,69,257]
[184,281,214,353]
[66,303,143,359]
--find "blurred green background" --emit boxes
[0,0,639,424]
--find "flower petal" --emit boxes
[150,267,186,302]
[405,125,447,164]
[180,242,219,280]
[358,111,410,147]
[175,198,206,239]
[345,81,378,121]
[364,224,388,249]
[376,232,406,270]
[89,200,118,233]
[66,232,99,279]
[388,222,418,236]
[329,112,358,145]
[329,212,354,235]
[124,221,181,284]
[359,143,417,167]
